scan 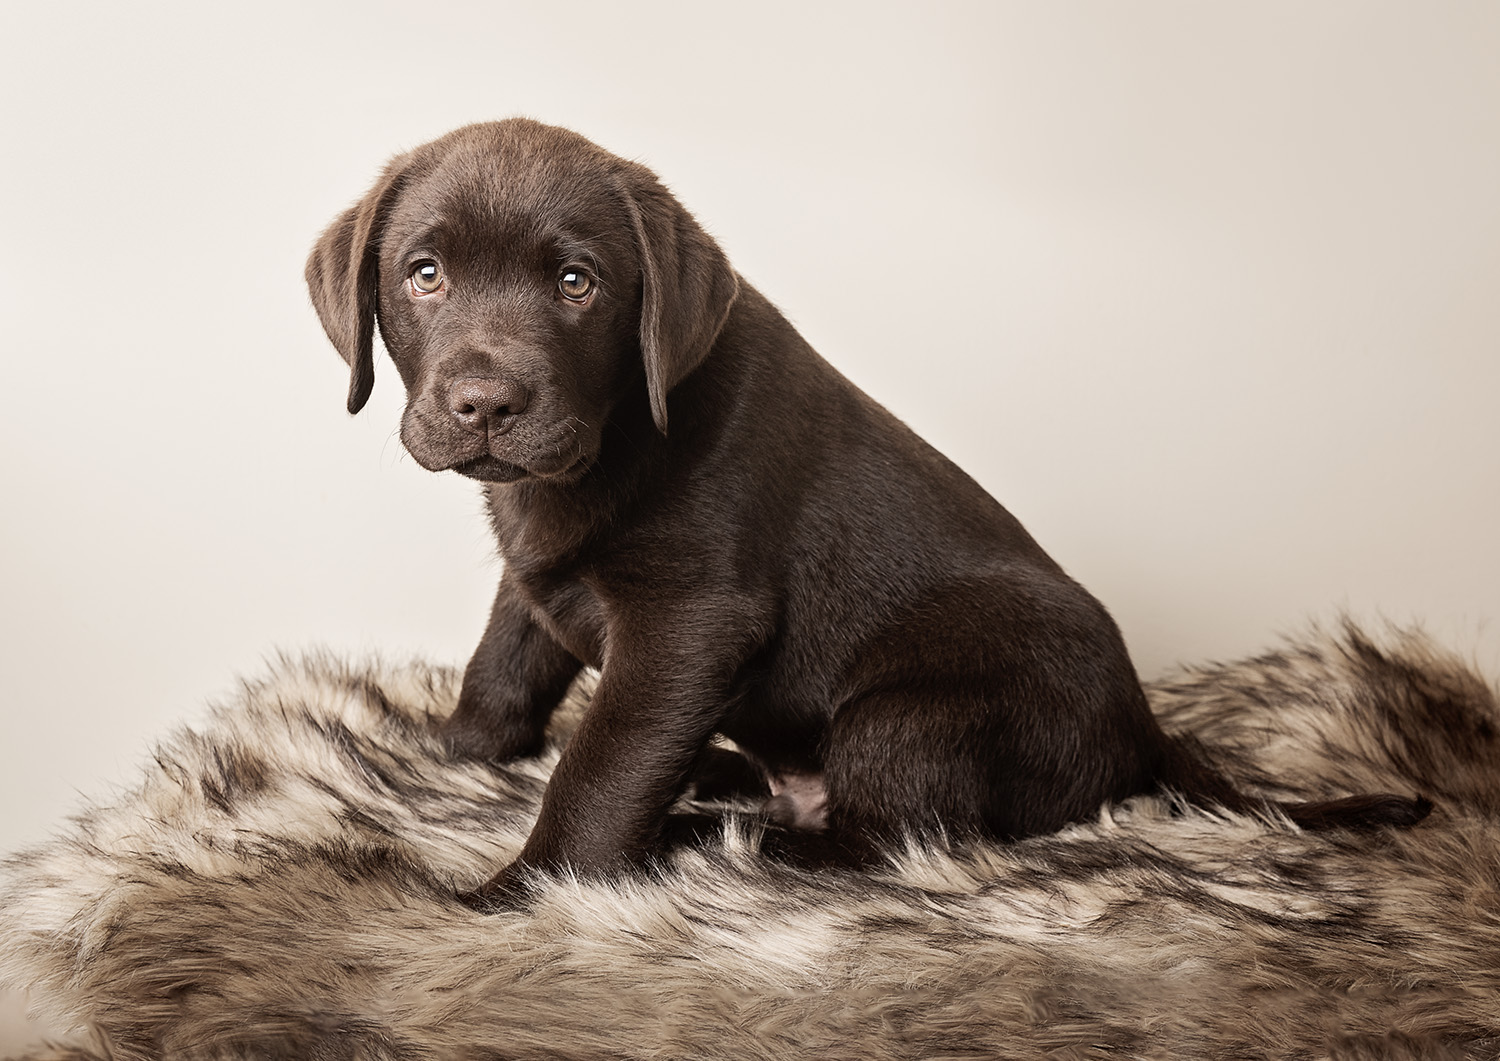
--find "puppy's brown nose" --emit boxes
[448,377,530,433]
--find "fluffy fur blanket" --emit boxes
[3,622,1499,1060]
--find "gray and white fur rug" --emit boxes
[4,621,1500,1060]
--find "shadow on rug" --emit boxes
[3,621,1499,1060]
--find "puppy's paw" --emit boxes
[436,714,542,764]
[456,865,536,913]
[656,810,731,851]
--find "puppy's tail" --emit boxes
[1160,735,1433,832]
[1279,792,1433,830]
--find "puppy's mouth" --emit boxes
[401,406,594,483]
[451,456,531,483]
[449,450,590,483]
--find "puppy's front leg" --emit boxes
[469,634,738,902]
[441,578,582,762]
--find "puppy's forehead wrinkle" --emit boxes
[388,200,626,293]
[556,237,605,271]
[375,131,641,297]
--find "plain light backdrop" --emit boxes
[1,1,1497,859]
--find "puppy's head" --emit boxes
[306,119,739,482]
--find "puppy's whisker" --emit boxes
[380,425,408,467]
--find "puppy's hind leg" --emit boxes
[818,689,995,855]
[818,679,1160,854]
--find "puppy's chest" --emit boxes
[517,573,608,668]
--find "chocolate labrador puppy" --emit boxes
[307,120,1427,902]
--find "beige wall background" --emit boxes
[1,1,1496,860]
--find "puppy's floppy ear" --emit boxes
[619,165,740,435]
[305,156,410,415]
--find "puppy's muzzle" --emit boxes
[449,376,530,436]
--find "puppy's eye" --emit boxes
[410,260,444,295]
[558,269,594,302]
